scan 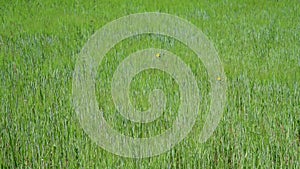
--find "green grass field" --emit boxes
[1,0,300,168]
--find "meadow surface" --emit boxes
[0,0,299,168]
